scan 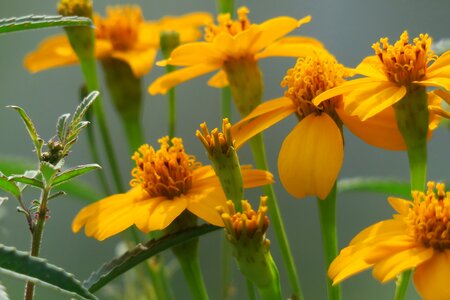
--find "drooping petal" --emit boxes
[364,235,417,264]
[148,64,220,95]
[256,36,324,59]
[230,25,262,57]
[232,97,296,149]
[111,47,158,78]
[250,16,310,53]
[312,77,387,106]
[372,246,433,283]
[147,197,188,231]
[278,113,343,199]
[354,55,387,80]
[329,245,373,285]
[133,196,165,233]
[414,250,450,300]
[165,42,224,66]
[207,70,229,88]
[426,50,450,76]
[344,81,406,121]
[186,186,226,227]
[240,167,274,188]
[337,104,407,150]
[416,77,450,91]
[387,197,412,215]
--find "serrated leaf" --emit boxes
[51,164,101,187]
[337,177,411,198]
[0,156,101,202]
[71,91,98,128]
[16,170,39,192]
[0,173,20,199]
[65,121,90,143]
[7,106,42,156]
[57,113,70,142]
[0,281,9,300]
[8,174,44,190]
[84,224,220,293]
[0,244,97,299]
[0,15,92,34]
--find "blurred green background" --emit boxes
[1,0,450,299]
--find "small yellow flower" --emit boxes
[329,182,450,300]
[72,137,273,241]
[148,6,323,95]
[24,6,211,77]
[313,31,449,122]
[232,52,404,199]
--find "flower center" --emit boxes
[281,53,348,119]
[372,31,436,87]
[130,137,201,199]
[57,0,92,18]
[406,182,450,250]
[204,6,251,42]
[95,6,143,50]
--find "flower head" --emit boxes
[148,6,323,95]
[25,6,211,77]
[329,182,450,300]
[313,31,449,122]
[72,137,273,241]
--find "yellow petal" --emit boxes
[329,245,373,285]
[207,70,229,88]
[433,89,450,106]
[426,50,450,76]
[111,47,158,78]
[337,104,407,150]
[256,36,325,59]
[186,186,226,227]
[417,77,450,91]
[350,219,407,245]
[24,35,79,73]
[232,97,296,149]
[241,168,274,188]
[166,42,224,66]
[147,197,188,231]
[344,82,406,121]
[278,113,343,199]
[231,25,262,57]
[133,197,165,233]
[148,64,219,95]
[414,250,450,300]
[354,55,386,80]
[313,77,386,106]
[364,235,417,264]
[372,246,433,283]
[387,197,412,215]
[250,16,309,53]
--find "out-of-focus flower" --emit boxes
[72,136,273,241]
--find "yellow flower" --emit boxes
[232,52,409,199]
[329,182,450,300]
[313,31,449,122]
[24,6,211,77]
[72,137,273,241]
[148,6,323,95]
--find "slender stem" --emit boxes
[221,87,232,120]
[168,85,176,139]
[147,256,174,300]
[317,183,341,300]
[249,133,303,300]
[79,58,125,192]
[245,279,257,300]
[394,270,412,300]
[221,239,232,300]
[122,116,145,153]
[172,238,209,300]
[216,0,235,15]
[24,187,51,300]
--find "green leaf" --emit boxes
[0,172,20,199]
[0,15,92,34]
[40,161,59,184]
[0,197,7,207]
[56,113,70,142]
[0,155,101,202]
[337,177,411,198]
[0,281,9,300]
[71,91,98,128]
[84,224,221,293]
[8,174,44,190]
[0,244,97,300]
[7,106,42,157]
[15,170,39,192]
[52,164,101,187]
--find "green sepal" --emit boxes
[0,244,97,300]
[51,163,101,188]
[7,106,43,158]
[0,172,20,199]
[0,15,92,34]
[84,224,220,293]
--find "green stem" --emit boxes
[406,144,427,191]
[249,133,303,300]
[172,238,209,300]
[216,0,235,15]
[394,270,412,300]
[317,183,341,300]
[24,187,51,300]
[147,256,174,300]
[221,239,232,300]
[79,58,125,192]
[122,116,145,153]
[168,85,176,139]
[245,279,257,300]
[221,87,232,120]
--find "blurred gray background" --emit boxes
[1,0,450,299]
